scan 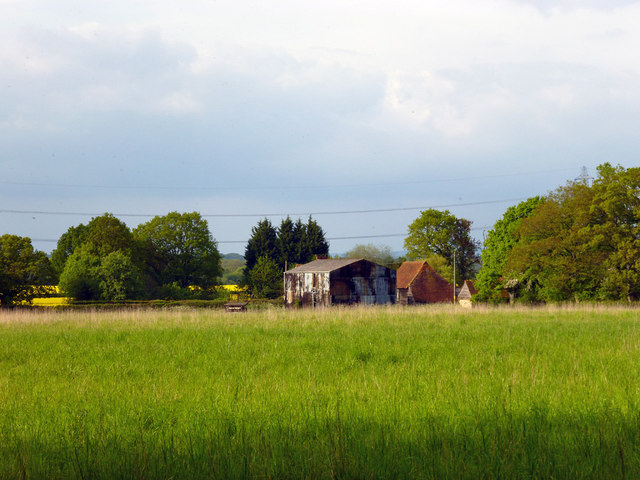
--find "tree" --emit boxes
[0,235,53,306]
[133,212,222,289]
[501,164,640,303]
[474,197,545,303]
[404,209,480,281]
[505,181,604,302]
[590,163,640,301]
[249,256,283,299]
[244,219,279,275]
[244,216,330,296]
[50,224,89,279]
[99,251,144,301]
[58,246,102,301]
[83,213,139,259]
[301,217,329,262]
[423,254,455,285]
[51,213,140,280]
[277,217,298,270]
[344,243,395,266]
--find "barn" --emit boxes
[284,258,396,308]
[396,260,454,305]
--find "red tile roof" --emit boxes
[396,261,427,289]
[397,261,454,303]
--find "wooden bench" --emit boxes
[224,302,249,313]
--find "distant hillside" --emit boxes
[221,254,245,285]
[223,253,244,260]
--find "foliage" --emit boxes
[302,217,329,262]
[0,235,53,306]
[423,253,455,284]
[56,214,146,301]
[404,209,480,280]
[220,256,246,285]
[134,212,222,290]
[51,214,140,280]
[249,256,283,299]
[58,246,102,301]
[98,251,145,301]
[84,213,139,258]
[50,224,89,279]
[474,197,545,302]
[502,163,640,302]
[244,218,279,275]
[244,217,329,296]
[3,307,640,478]
[344,243,395,266]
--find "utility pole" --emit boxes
[453,250,456,304]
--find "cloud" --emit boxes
[2,1,640,253]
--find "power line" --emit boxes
[0,197,527,219]
[0,167,574,192]
[30,227,487,245]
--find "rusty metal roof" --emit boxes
[286,258,363,273]
[396,261,427,289]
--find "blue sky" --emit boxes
[2,0,639,255]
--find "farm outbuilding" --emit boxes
[457,280,478,308]
[284,258,396,308]
[396,261,454,305]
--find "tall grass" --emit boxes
[0,305,639,478]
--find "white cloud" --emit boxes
[2,0,640,253]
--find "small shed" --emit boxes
[396,261,454,305]
[457,280,477,308]
[284,258,396,308]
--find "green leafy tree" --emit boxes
[98,251,144,301]
[56,214,146,301]
[51,213,141,281]
[249,256,283,299]
[404,209,480,281]
[423,254,455,285]
[505,181,604,302]
[0,235,53,306]
[344,243,395,266]
[50,224,89,279]
[591,163,640,301]
[474,197,545,302]
[502,164,640,303]
[134,212,222,289]
[58,246,102,301]
[83,213,139,259]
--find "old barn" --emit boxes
[396,260,454,305]
[284,258,396,308]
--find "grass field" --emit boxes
[1,305,640,479]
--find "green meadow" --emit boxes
[1,306,640,479]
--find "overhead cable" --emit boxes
[0,197,528,219]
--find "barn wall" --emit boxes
[330,262,396,306]
[285,260,396,308]
[284,272,330,308]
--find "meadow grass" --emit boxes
[0,305,639,479]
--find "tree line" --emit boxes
[0,213,331,305]
[475,163,640,302]
[2,162,638,306]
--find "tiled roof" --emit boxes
[411,266,454,303]
[458,280,478,300]
[286,258,362,273]
[396,261,427,289]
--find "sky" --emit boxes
[2,0,640,256]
